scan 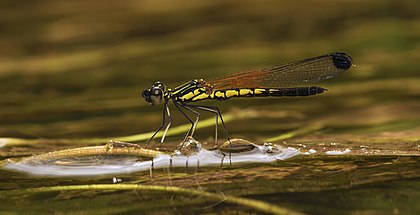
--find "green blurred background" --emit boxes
[1,1,420,214]
[0,0,419,142]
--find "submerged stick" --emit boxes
[16,140,164,164]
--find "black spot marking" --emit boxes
[331,52,353,70]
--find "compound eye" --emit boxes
[141,89,153,103]
[152,88,162,96]
[142,90,150,98]
[149,87,164,105]
[152,81,166,91]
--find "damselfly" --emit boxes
[142,52,353,146]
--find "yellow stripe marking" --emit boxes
[191,93,210,101]
[214,91,225,98]
[181,92,195,100]
[254,89,265,95]
[239,89,253,96]
[225,90,239,98]
[181,89,202,101]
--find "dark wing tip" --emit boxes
[330,52,353,70]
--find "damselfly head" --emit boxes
[142,81,166,105]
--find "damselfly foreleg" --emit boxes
[160,105,172,145]
[146,101,171,147]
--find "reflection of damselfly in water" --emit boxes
[142,52,353,147]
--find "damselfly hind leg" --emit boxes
[184,104,231,146]
[184,104,232,166]
[185,105,218,145]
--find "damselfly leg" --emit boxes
[184,103,233,165]
[183,104,231,146]
[146,101,172,147]
[176,102,201,147]
[161,104,172,144]
[173,101,196,145]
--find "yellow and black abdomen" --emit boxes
[181,86,326,102]
[210,86,326,101]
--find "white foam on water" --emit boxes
[325,149,351,155]
[303,149,317,155]
[0,138,8,148]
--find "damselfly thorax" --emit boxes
[141,52,353,147]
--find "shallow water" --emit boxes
[5,140,302,176]
[1,138,419,214]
